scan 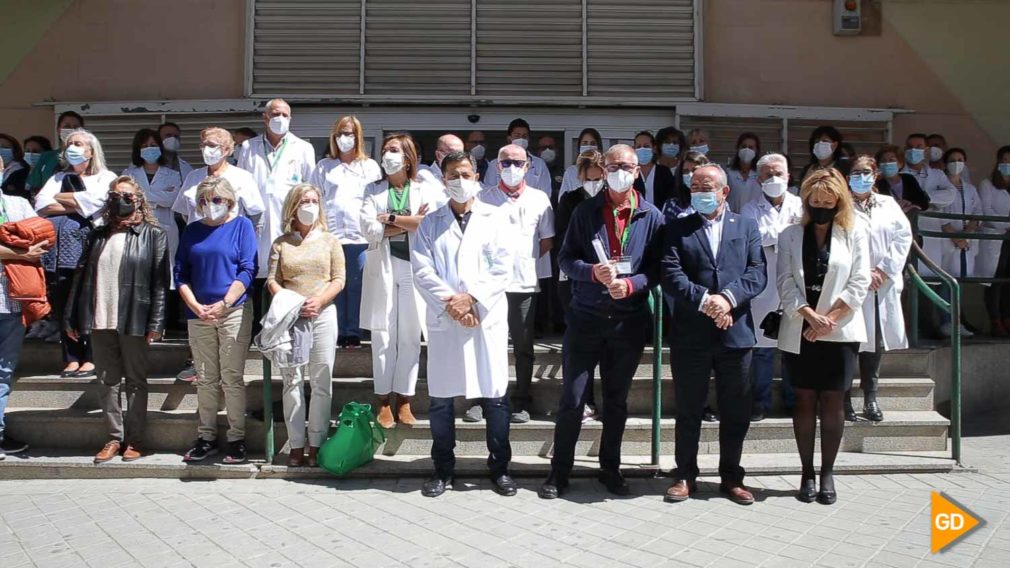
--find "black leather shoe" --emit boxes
[817,473,837,505]
[796,476,817,503]
[599,469,631,496]
[864,401,884,422]
[702,406,719,423]
[844,405,858,422]
[538,471,569,499]
[491,474,518,497]
[422,474,453,497]
[750,408,766,422]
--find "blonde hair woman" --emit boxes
[265,183,346,467]
[174,176,258,464]
[777,168,871,505]
[310,115,381,349]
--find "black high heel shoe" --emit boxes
[817,473,837,505]
[797,475,817,503]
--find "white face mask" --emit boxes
[813,141,834,161]
[202,146,224,166]
[761,175,788,198]
[947,161,965,176]
[382,151,404,175]
[296,203,319,226]
[59,128,74,143]
[162,136,181,152]
[511,137,529,150]
[500,165,525,188]
[607,169,636,193]
[579,144,598,154]
[446,178,482,203]
[268,116,290,136]
[540,148,556,164]
[469,144,486,161]
[582,179,604,196]
[336,134,355,153]
[206,202,229,222]
[929,146,945,162]
[690,144,709,156]
[737,147,756,164]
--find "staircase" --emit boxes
[0,338,957,479]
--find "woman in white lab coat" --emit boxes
[360,133,443,429]
[978,146,1010,336]
[727,132,762,213]
[559,128,603,196]
[937,148,983,337]
[122,129,183,273]
[846,156,912,423]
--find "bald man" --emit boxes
[539,145,666,499]
[419,133,465,183]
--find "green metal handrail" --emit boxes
[261,287,274,464]
[647,287,664,467]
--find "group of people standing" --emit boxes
[1,104,1008,507]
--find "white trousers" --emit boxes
[282,304,337,449]
[371,256,422,396]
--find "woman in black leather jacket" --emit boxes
[66,175,169,464]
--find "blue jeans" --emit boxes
[0,313,26,438]
[751,348,794,412]
[429,396,512,479]
[338,244,367,340]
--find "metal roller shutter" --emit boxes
[251,0,362,96]
[789,119,890,179]
[678,116,784,170]
[364,1,471,95]
[586,0,695,98]
[474,0,583,96]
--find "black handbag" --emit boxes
[760,309,783,340]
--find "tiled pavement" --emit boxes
[1,435,1009,568]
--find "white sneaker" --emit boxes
[938,322,952,338]
[582,404,598,423]
[959,324,974,338]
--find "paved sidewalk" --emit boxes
[2,438,1009,568]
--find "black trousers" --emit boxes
[507,292,537,412]
[672,345,753,484]
[54,268,91,364]
[551,309,649,475]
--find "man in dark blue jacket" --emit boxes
[539,144,665,499]
[661,164,767,506]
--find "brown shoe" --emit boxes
[395,396,416,426]
[306,447,319,468]
[288,447,305,468]
[94,440,121,464]
[376,397,395,429]
[664,480,696,503]
[121,444,143,462]
[720,483,755,505]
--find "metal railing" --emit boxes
[647,288,664,467]
[261,287,275,464]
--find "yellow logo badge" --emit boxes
[931,491,983,553]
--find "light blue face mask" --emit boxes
[691,191,720,215]
[999,163,1010,177]
[661,143,680,158]
[24,152,40,168]
[65,145,88,166]
[140,146,162,164]
[849,173,875,195]
[690,144,709,156]
[905,148,926,166]
[682,173,693,187]
[0,148,13,165]
[879,162,899,178]
[635,147,654,164]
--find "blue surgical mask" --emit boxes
[140,146,162,164]
[849,173,875,195]
[65,145,88,166]
[682,173,693,187]
[661,143,680,158]
[635,147,654,164]
[690,144,709,156]
[0,148,13,165]
[1000,163,1010,177]
[24,152,40,168]
[905,148,926,166]
[691,191,720,215]
[880,162,899,178]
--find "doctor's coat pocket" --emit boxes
[426,309,452,332]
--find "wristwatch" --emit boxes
[388,214,397,225]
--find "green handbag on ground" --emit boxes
[317,402,386,476]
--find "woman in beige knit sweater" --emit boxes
[266,183,345,467]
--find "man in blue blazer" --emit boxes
[661,164,767,505]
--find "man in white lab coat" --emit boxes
[900,133,956,274]
[237,99,316,326]
[411,151,516,498]
[482,118,552,192]
[417,133,464,185]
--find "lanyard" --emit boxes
[262,136,289,173]
[388,180,410,212]
[612,190,637,254]
[0,196,8,224]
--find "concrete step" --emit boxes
[15,340,935,379]
[2,408,950,455]
[0,449,963,480]
[7,375,937,415]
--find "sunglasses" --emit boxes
[500,159,527,168]
[605,163,637,173]
[108,192,138,203]
[198,197,229,206]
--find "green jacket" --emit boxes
[26,149,61,191]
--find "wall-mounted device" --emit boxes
[833,0,862,36]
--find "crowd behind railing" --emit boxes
[1,101,1008,505]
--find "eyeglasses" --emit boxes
[198,197,229,206]
[108,192,138,203]
[605,163,637,173]
[500,159,527,168]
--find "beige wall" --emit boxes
[0,0,245,141]
[704,0,1002,169]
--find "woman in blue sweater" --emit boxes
[174,176,258,464]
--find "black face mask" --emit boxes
[109,198,137,219]
[810,206,836,225]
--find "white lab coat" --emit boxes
[171,164,266,226]
[856,194,912,353]
[559,164,580,196]
[482,154,552,196]
[740,193,804,348]
[411,201,513,399]
[900,165,957,275]
[776,218,872,354]
[172,157,194,183]
[975,179,1009,279]
[34,169,118,219]
[477,185,555,289]
[358,177,445,334]
[939,180,983,277]
[727,168,761,214]
[310,157,382,245]
[238,133,317,278]
[122,165,183,281]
